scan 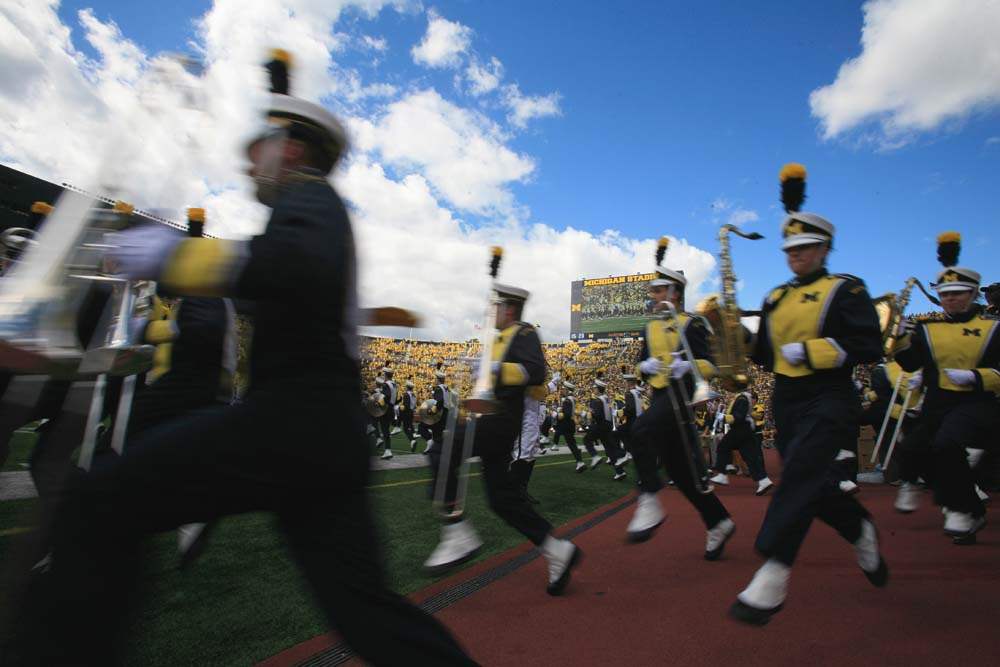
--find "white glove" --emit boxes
[944,368,976,387]
[906,371,923,391]
[897,318,916,337]
[780,342,806,366]
[106,225,184,280]
[639,357,663,375]
[669,352,692,379]
[550,371,561,384]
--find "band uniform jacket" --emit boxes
[490,322,547,417]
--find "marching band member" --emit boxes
[428,361,451,454]
[729,164,887,626]
[424,282,581,596]
[893,233,999,543]
[401,379,418,452]
[554,380,588,472]
[709,388,774,495]
[378,365,398,459]
[625,239,735,558]
[13,50,474,664]
[587,373,628,480]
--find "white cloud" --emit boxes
[0,0,717,341]
[707,198,758,227]
[810,0,1000,145]
[502,83,561,128]
[349,89,535,214]
[465,56,503,95]
[986,136,1000,146]
[361,35,388,52]
[410,9,472,69]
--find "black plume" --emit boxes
[936,232,961,267]
[265,49,291,95]
[655,237,668,265]
[489,246,503,278]
[779,163,807,213]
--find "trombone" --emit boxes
[658,299,716,493]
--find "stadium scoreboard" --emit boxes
[569,272,656,341]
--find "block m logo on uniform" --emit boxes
[963,328,982,337]
[800,292,820,303]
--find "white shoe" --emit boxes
[975,485,990,503]
[589,455,603,470]
[835,449,856,461]
[894,482,920,513]
[375,438,384,447]
[734,559,790,620]
[839,480,860,495]
[613,470,627,481]
[423,440,434,454]
[725,464,738,473]
[755,478,774,496]
[614,454,630,467]
[410,439,418,452]
[853,519,888,586]
[539,436,550,445]
[575,461,587,473]
[424,521,484,573]
[709,473,729,485]
[705,518,735,561]
[381,448,393,460]
[943,510,974,536]
[966,447,985,468]
[626,493,665,542]
[390,427,401,435]
[541,535,581,595]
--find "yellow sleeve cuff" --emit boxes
[161,239,242,297]
[500,362,529,386]
[695,359,717,380]
[864,390,878,403]
[527,384,548,400]
[724,415,734,425]
[975,368,1000,395]
[890,404,903,420]
[144,320,177,344]
[804,337,847,370]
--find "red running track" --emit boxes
[265,458,1000,666]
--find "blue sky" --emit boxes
[8,1,999,336]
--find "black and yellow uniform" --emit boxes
[894,304,1000,517]
[619,384,644,455]
[429,321,554,545]
[377,376,398,450]
[121,294,234,438]
[860,362,920,469]
[751,267,883,565]
[400,386,417,444]
[21,171,472,665]
[631,312,731,529]
[713,392,768,482]
[554,393,587,461]
[586,392,626,474]
[430,381,451,444]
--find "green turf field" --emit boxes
[580,315,651,334]
[2,430,36,472]
[0,431,632,665]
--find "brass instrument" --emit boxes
[696,224,764,391]
[463,246,504,415]
[416,398,443,425]
[364,389,388,418]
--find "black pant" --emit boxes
[714,425,767,481]
[428,410,553,546]
[755,381,871,566]
[630,388,729,529]
[897,400,996,517]
[553,421,584,461]
[378,411,393,448]
[12,390,474,666]
[588,424,625,473]
[400,409,415,442]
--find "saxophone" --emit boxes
[696,224,763,391]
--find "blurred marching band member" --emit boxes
[730,165,887,625]
[708,388,774,496]
[553,379,589,472]
[859,361,921,483]
[586,373,628,480]
[624,240,736,560]
[376,365,398,459]
[10,50,474,665]
[401,378,418,452]
[892,233,998,543]
[424,283,582,596]
[427,361,452,453]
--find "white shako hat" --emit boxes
[650,236,687,288]
[932,232,980,293]
[562,380,576,390]
[777,163,835,250]
[246,49,348,172]
[494,283,530,303]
